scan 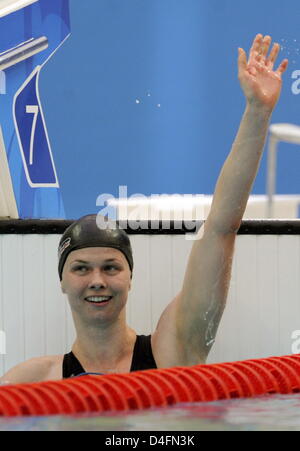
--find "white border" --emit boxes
[0,0,39,18]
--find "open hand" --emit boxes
[238,34,288,111]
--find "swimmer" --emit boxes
[0,34,288,384]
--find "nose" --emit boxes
[89,283,106,290]
[88,269,107,290]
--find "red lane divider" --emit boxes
[180,367,219,401]
[1,353,300,417]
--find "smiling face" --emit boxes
[60,247,132,327]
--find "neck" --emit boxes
[71,314,136,371]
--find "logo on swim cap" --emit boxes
[58,237,71,259]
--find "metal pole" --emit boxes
[266,135,278,218]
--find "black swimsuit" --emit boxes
[62,335,157,378]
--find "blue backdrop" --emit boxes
[3,0,300,219]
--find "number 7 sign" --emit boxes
[26,105,39,166]
[14,66,59,187]
[0,0,70,218]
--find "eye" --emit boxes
[104,264,120,273]
[72,265,89,273]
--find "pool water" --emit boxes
[0,394,300,431]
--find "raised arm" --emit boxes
[208,34,288,233]
[152,34,288,367]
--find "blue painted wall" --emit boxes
[40,0,300,219]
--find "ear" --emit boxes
[60,280,66,294]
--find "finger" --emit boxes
[266,42,280,67]
[261,35,272,58]
[250,33,263,54]
[238,47,247,72]
[249,33,263,61]
[276,58,289,75]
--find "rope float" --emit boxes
[1,353,300,417]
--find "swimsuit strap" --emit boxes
[62,351,85,378]
[130,335,157,371]
[62,335,157,378]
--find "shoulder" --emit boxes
[0,355,64,385]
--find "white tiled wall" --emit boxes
[0,232,299,376]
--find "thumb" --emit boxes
[238,48,247,73]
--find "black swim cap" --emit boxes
[58,215,133,280]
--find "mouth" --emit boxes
[84,296,113,306]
